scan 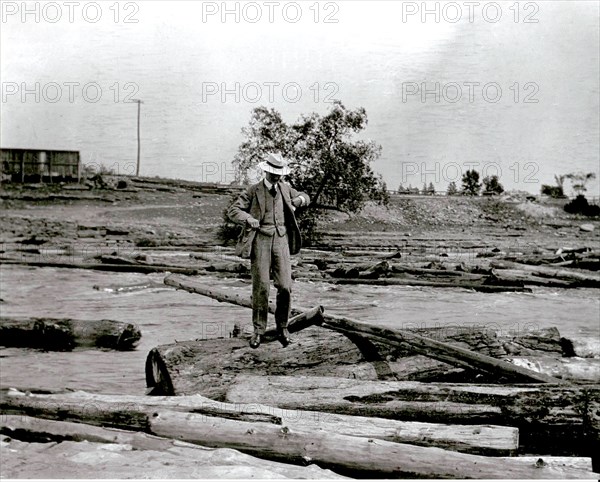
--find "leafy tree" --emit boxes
[421,183,428,195]
[447,181,458,196]
[228,101,389,244]
[461,169,481,196]
[483,175,504,194]
[427,182,436,195]
[397,183,407,194]
[565,172,596,196]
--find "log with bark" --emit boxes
[2,389,596,478]
[0,316,141,351]
[0,415,342,479]
[226,375,600,460]
[331,277,533,292]
[0,258,204,275]
[163,275,567,385]
[490,261,600,287]
[0,390,520,456]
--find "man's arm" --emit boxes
[227,188,255,225]
[288,186,310,208]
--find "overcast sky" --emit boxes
[2,1,599,196]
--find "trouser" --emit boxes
[250,231,292,335]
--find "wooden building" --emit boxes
[1,148,80,183]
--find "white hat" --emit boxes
[258,153,291,175]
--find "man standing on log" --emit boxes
[228,153,310,349]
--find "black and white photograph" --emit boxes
[1,0,599,479]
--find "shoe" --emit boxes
[249,333,261,349]
[277,328,292,347]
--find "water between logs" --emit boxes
[1,262,598,395]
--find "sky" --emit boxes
[2,1,599,196]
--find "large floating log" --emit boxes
[1,390,595,479]
[0,258,204,275]
[164,275,564,384]
[0,416,341,480]
[226,375,600,459]
[0,316,141,351]
[0,390,519,456]
[331,277,532,293]
[490,261,600,287]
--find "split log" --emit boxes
[0,416,342,480]
[0,316,141,351]
[163,275,565,384]
[0,390,519,456]
[226,375,600,458]
[490,261,600,287]
[1,391,595,478]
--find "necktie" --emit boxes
[269,184,277,197]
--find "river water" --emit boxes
[1,263,598,395]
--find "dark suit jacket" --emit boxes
[228,181,310,258]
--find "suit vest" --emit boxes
[260,187,287,237]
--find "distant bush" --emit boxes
[564,195,600,217]
[541,184,565,198]
[483,175,504,195]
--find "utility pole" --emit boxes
[132,99,143,176]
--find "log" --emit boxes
[0,416,342,480]
[226,375,600,458]
[1,391,595,478]
[0,390,520,456]
[490,268,580,288]
[490,261,600,287]
[332,277,532,293]
[0,258,204,275]
[145,328,383,399]
[504,356,600,383]
[164,275,563,384]
[0,316,141,351]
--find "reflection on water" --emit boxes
[1,265,598,395]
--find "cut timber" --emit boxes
[0,316,141,351]
[332,277,532,293]
[226,375,600,458]
[0,391,519,456]
[504,356,600,383]
[490,268,579,288]
[1,392,595,478]
[490,260,600,287]
[164,275,565,384]
[0,416,342,480]
[145,327,383,399]
[0,258,203,275]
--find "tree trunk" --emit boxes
[163,275,565,384]
[1,391,595,479]
[226,375,600,458]
[0,390,519,456]
[332,277,532,293]
[490,261,600,287]
[0,415,342,480]
[0,316,141,351]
